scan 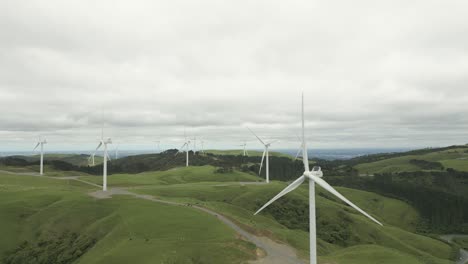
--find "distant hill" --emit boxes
[352,146,468,174]
[204,149,293,158]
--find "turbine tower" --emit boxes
[239,141,249,156]
[254,93,383,264]
[199,139,205,154]
[155,140,161,153]
[248,128,276,183]
[33,137,47,175]
[176,130,191,167]
[94,125,112,191]
[192,136,197,153]
[114,144,119,160]
[294,134,304,161]
[88,153,95,166]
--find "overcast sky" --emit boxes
[1,0,468,152]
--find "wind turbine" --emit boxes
[88,153,95,166]
[294,134,304,161]
[155,140,161,153]
[192,136,197,153]
[176,130,191,167]
[254,94,383,264]
[114,144,119,160]
[95,126,112,191]
[33,137,47,175]
[199,139,205,154]
[239,141,249,156]
[248,128,276,183]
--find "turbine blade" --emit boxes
[302,92,309,171]
[175,143,187,156]
[95,142,103,151]
[254,175,306,215]
[267,139,279,145]
[259,149,266,175]
[294,144,302,160]
[33,142,40,151]
[311,175,383,226]
[247,127,266,145]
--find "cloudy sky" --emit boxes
[1,0,468,152]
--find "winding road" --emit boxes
[1,170,304,263]
[88,187,305,264]
[440,234,468,264]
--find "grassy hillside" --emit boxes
[121,167,453,264]
[79,165,261,187]
[0,173,257,264]
[355,147,468,174]
[205,149,293,158]
[9,154,103,167]
[0,160,458,263]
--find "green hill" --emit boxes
[79,165,261,187]
[0,147,465,263]
[205,149,293,158]
[0,172,256,264]
[355,147,468,174]
[110,168,453,264]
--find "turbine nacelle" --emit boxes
[101,138,112,144]
[304,166,323,178]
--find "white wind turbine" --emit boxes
[33,137,47,175]
[294,134,304,161]
[155,140,161,153]
[191,136,197,153]
[239,141,249,156]
[248,128,277,183]
[114,144,119,160]
[199,139,205,154]
[94,126,112,191]
[176,130,191,167]
[88,153,95,166]
[254,94,383,264]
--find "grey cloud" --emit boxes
[1,0,468,150]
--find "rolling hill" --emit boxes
[0,146,466,263]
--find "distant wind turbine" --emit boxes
[88,153,95,166]
[199,139,205,154]
[239,141,249,156]
[192,136,197,153]
[176,130,191,167]
[155,140,161,153]
[254,93,383,264]
[248,128,277,183]
[114,144,119,160]
[33,137,47,175]
[94,125,112,191]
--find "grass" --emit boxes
[128,169,452,264]
[355,147,468,174]
[0,164,90,177]
[0,172,257,264]
[79,165,261,187]
[10,154,104,167]
[205,149,293,158]
[320,245,426,264]
[454,237,468,250]
[0,164,456,264]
